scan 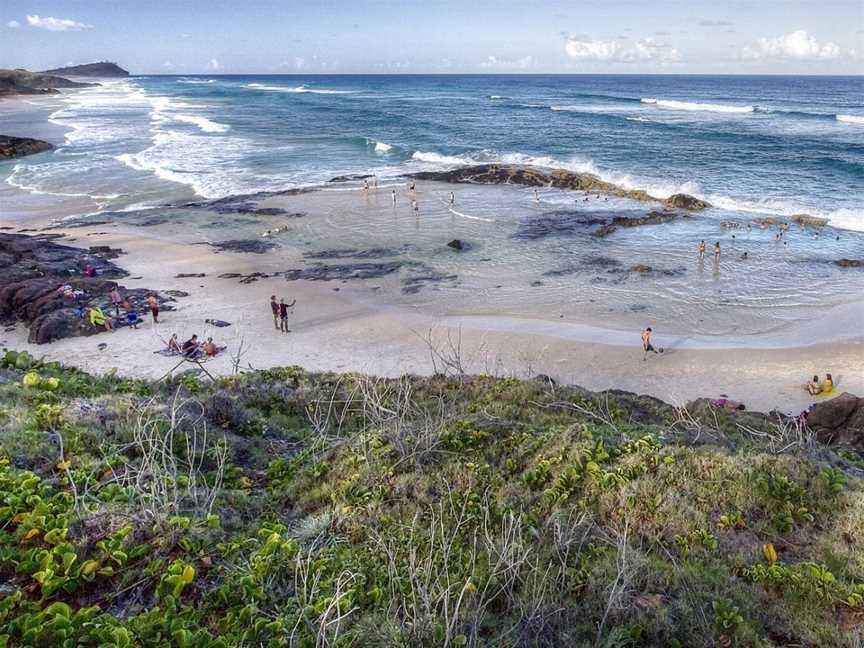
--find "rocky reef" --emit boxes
[0,135,53,160]
[411,164,712,210]
[0,233,170,344]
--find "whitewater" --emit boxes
[2,74,862,231]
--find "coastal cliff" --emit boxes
[0,68,96,97]
[41,61,129,77]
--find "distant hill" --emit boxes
[42,62,129,77]
[0,68,96,97]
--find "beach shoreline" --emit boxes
[0,203,861,415]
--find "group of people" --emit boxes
[165,333,224,359]
[269,295,297,333]
[82,290,160,333]
[805,373,834,396]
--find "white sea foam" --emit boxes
[374,141,393,153]
[489,95,508,100]
[177,79,215,84]
[641,98,755,114]
[706,194,864,232]
[173,114,230,133]
[836,114,864,125]
[244,82,356,95]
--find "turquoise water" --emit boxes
[1,74,863,341]
[2,74,863,229]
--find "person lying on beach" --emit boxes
[167,333,181,355]
[89,306,113,332]
[805,375,821,395]
[203,337,227,357]
[182,334,203,359]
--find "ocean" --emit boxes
[3,74,863,229]
[2,74,863,342]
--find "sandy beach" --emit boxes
[1,182,861,415]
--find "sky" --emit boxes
[2,0,862,74]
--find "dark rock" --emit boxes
[304,246,411,260]
[0,233,165,344]
[664,194,711,210]
[164,290,190,297]
[205,319,231,328]
[592,224,618,238]
[411,164,656,202]
[835,259,864,268]
[807,393,861,439]
[210,239,276,254]
[401,272,459,294]
[253,207,288,216]
[513,210,610,241]
[0,136,54,160]
[446,239,472,251]
[631,265,653,273]
[533,374,557,386]
[175,273,206,278]
[329,173,373,183]
[283,261,416,282]
[530,280,544,287]
[218,273,242,279]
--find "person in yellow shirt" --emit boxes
[89,306,113,332]
[820,373,834,394]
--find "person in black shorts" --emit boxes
[642,327,661,361]
[279,297,297,333]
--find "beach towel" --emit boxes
[205,319,231,328]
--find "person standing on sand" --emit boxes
[362,180,369,194]
[279,297,297,333]
[270,295,279,329]
[642,327,660,361]
[110,287,122,316]
[698,240,705,260]
[147,294,160,323]
[411,199,419,213]
[449,191,455,206]
[391,189,397,206]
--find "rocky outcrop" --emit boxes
[835,259,864,268]
[41,62,129,77]
[0,68,96,96]
[806,393,864,448]
[592,211,678,238]
[410,164,711,209]
[754,214,830,227]
[664,194,711,210]
[0,136,53,159]
[0,233,169,344]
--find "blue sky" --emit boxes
[3,0,862,74]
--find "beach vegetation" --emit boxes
[0,354,861,646]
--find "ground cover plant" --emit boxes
[0,348,862,647]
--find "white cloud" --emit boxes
[208,58,221,71]
[741,30,842,61]
[479,55,535,70]
[26,14,92,31]
[162,61,175,69]
[7,20,20,28]
[565,36,680,64]
[699,20,733,27]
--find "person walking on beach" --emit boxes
[391,189,397,206]
[279,297,297,333]
[534,188,540,203]
[270,295,280,329]
[642,327,660,361]
[147,294,160,324]
[698,240,705,260]
[362,180,369,194]
[411,199,419,213]
[713,242,721,261]
[449,191,455,206]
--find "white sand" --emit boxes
[1,214,862,415]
